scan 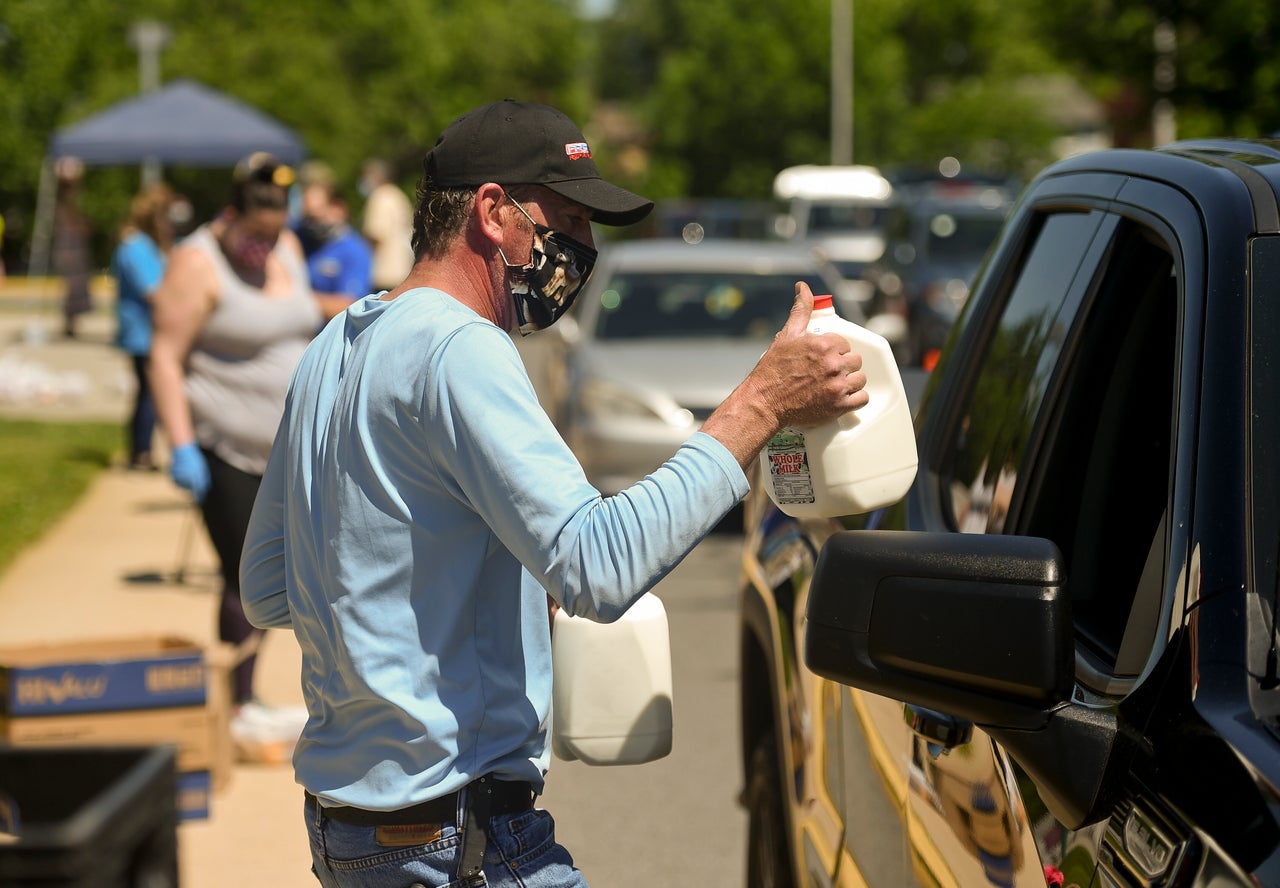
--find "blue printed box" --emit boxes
[0,636,206,717]
[177,769,212,821]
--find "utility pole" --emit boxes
[831,0,853,165]
[127,20,172,186]
[1152,19,1176,146]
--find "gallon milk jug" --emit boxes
[759,294,918,518]
[551,592,673,766]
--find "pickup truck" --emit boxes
[738,138,1280,888]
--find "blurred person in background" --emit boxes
[359,157,415,291]
[241,99,868,887]
[111,181,178,471]
[296,172,373,320]
[53,157,92,339]
[149,151,320,748]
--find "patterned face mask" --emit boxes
[229,230,277,270]
[498,196,597,335]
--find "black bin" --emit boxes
[0,744,178,887]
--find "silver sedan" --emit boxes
[519,238,871,495]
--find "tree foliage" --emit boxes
[2,0,1279,271]
[1032,0,1280,143]
[0,0,592,270]
[593,0,1070,201]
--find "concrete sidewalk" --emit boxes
[0,291,319,885]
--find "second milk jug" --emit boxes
[759,294,918,518]
[551,592,673,766]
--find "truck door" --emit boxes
[904,177,1132,888]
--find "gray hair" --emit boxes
[411,172,476,260]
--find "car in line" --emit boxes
[738,138,1280,888]
[518,238,876,497]
[863,174,1015,368]
[771,164,897,288]
[641,197,775,244]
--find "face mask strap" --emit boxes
[500,194,597,334]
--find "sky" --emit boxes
[579,0,616,19]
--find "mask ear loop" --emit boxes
[501,193,597,334]
[506,195,542,261]
[496,192,539,279]
[497,241,539,333]
[499,194,547,334]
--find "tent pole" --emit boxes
[18,155,61,334]
[28,155,56,280]
[142,155,163,187]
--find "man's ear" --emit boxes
[475,183,506,246]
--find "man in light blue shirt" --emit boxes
[241,99,869,888]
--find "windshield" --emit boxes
[593,270,833,340]
[807,203,891,235]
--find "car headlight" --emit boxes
[577,378,696,428]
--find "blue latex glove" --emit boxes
[170,443,210,503]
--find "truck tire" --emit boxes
[746,731,795,888]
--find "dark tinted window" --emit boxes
[945,210,1105,533]
[1025,222,1176,669]
[808,203,891,234]
[946,206,1179,674]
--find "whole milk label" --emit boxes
[764,429,815,504]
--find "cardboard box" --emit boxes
[177,770,211,821]
[202,643,235,791]
[0,637,235,795]
[0,636,205,717]
[0,706,215,774]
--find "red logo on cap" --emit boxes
[565,142,592,160]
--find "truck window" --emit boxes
[944,210,1177,678]
[944,209,1106,534]
[1034,223,1176,670]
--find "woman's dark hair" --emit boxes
[230,152,294,213]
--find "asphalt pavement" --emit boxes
[0,280,315,887]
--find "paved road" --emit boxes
[541,533,749,886]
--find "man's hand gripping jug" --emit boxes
[759,294,918,518]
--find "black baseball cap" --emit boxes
[425,99,653,227]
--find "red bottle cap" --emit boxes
[814,294,834,310]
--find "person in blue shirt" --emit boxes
[296,176,374,320]
[111,182,177,471]
[240,99,870,888]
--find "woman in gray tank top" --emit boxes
[148,153,321,755]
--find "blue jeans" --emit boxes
[304,794,590,887]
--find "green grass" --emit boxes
[0,419,122,575]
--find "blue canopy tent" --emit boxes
[48,78,306,166]
[30,79,307,275]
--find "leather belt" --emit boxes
[306,777,534,827]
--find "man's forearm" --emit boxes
[698,378,780,472]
